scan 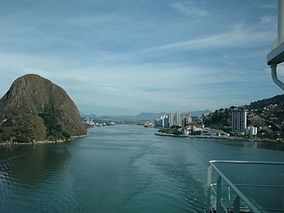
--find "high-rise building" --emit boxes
[165,112,196,128]
[169,113,175,127]
[161,115,170,128]
[232,110,247,135]
[176,112,182,126]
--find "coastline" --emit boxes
[155,132,188,138]
[188,135,283,143]
[0,134,88,147]
[155,132,283,143]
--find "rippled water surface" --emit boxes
[0,125,284,212]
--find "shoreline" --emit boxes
[189,135,283,143]
[155,132,283,143]
[154,132,188,137]
[0,134,88,147]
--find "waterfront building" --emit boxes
[160,112,200,128]
[169,113,175,127]
[181,116,187,127]
[161,115,170,128]
[246,126,258,136]
[232,109,247,135]
[176,112,183,126]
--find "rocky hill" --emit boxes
[0,74,87,143]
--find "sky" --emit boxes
[0,0,281,115]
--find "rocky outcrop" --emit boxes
[0,74,87,143]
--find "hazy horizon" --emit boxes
[81,109,212,117]
[0,0,282,115]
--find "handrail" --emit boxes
[208,160,284,213]
[210,160,284,165]
[209,162,261,213]
[211,183,284,189]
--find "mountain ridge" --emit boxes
[83,110,211,121]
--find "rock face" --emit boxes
[0,74,87,142]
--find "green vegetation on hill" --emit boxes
[0,112,46,143]
[39,106,71,142]
[203,94,284,141]
[203,108,232,132]
[246,95,284,110]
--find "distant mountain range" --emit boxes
[83,110,211,121]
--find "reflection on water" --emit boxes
[0,144,72,183]
[220,140,284,151]
[0,144,74,212]
[253,141,284,151]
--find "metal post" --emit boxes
[234,196,240,213]
[207,165,212,212]
[216,176,222,212]
[228,187,231,201]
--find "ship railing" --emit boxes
[206,160,284,213]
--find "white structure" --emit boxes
[232,110,247,135]
[267,0,284,90]
[161,112,198,128]
[161,115,170,128]
[246,126,258,136]
[169,113,175,127]
[176,112,183,126]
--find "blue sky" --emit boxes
[0,0,281,115]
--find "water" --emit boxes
[0,125,284,213]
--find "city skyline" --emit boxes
[0,0,281,115]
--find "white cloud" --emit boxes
[0,1,280,114]
[172,2,208,17]
[142,23,273,53]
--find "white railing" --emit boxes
[207,160,284,213]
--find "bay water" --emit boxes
[0,125,284,212]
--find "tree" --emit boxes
[39,107,71,142]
